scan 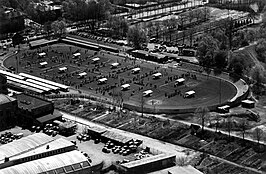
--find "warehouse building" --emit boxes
[0,94,18,131]
[0,133,102,174]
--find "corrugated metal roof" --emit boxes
[0,150,89,174]
[11,138,74,160]
[0,133,53,163]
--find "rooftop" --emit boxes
[121,153,175,169]
[36,110,62,123]
[12,93,52,111]
[10,138,75,160]
[0,133,53,163]
[102,131,132,144]
[0,150,89,174]
[148,165,203,174]
[0,94,16,105]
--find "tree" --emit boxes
[214,114,221,133]
[162,17,178,42]
[106,16,128,38]
[250,65,266,95]
[239,118,249,140]
[232,30,249,49]
[211,28,228,50]
[226,116,232,139]
[252,127,264,145]
[246,28,256,43]
[197,34,219,68]
[250,65,266,86]
[228,52,249,77]
[194,106,210,133]
[255,39,266,63]
[51,19,66,37]
[214,50,228,70]
[127,25,147,49]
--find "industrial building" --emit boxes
[0,133,102,174]
[0,94,18,131]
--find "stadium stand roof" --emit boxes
[0,133,53,163]
[0,150,90,174]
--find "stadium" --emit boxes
[3,37,242,114]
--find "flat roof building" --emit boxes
[0,94,17,131]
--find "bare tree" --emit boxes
[194,106,210,133]
[176,156,189,166]
[239,118,249,140]
[253,127,264,145]
[214,114,222,133]
[227,116,232,139]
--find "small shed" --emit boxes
[86,126,106,138]
[241,100,255,108]
[101,131,133,145]
[217,105,230,113]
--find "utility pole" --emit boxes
[141,94,144,117]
